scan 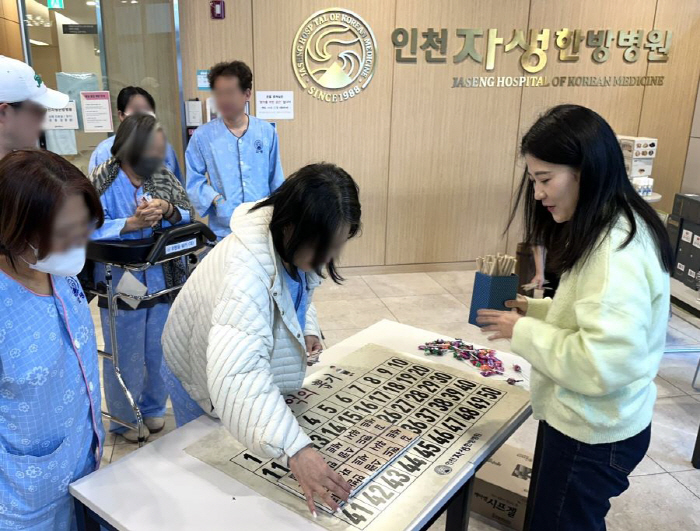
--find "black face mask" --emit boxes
[132,156,163,178]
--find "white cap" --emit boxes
[0,55,69,109]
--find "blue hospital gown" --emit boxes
[185,116,284,238]
[92,168,191,433]
[89,136,184,185]
[0,271,104,530]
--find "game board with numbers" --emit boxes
[185,343,530,531]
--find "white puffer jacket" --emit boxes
[162,202,321,460]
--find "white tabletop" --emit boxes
[70,319,531,531]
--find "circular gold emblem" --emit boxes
[292,9,377,103]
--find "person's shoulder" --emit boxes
[608,213,655,251]
[96,135,115,150]
[193,119,220,138]
[249,116,276,136]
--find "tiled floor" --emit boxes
[93,270,700,530]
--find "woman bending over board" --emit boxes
[162,163,362,516]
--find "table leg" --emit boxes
[444,477,475,531]
[74,498,100,531]
[523,421,544,531]
[74,497,118,531]
[693,421,700,469]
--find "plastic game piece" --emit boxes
[419,339,506,378]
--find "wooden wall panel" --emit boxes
[2,0,19,23]
[386,0,530,264]
[0,18,22,60]
[1,0,22,61]
[179,0,254,104]
[252,1,395,267]
[504,0,658,253]
[638,0,700,213]
[179,0,700,267]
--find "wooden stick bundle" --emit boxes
[476,253,517,276]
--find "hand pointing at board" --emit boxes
[289,445,351,517]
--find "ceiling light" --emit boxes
[30,39,49,46]
[86,1,96,5]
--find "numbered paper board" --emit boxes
[186,344,530,531]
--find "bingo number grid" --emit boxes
[186,344,530,531]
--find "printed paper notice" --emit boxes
[43,100,79,130]
[255,91,294,120]
[186,100,203,127]
[79,91,113,133]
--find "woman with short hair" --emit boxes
[0,149,105,529]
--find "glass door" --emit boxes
[21,0,183,176]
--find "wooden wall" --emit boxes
[181,0,700,267]
[0,0,23,60]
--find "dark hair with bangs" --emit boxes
[251,163,361,283]
[111,113,162,167]
[508,104,672,274]
[0,149,104,267]
[116,86,156,114]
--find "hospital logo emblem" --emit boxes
[292,9,377,103]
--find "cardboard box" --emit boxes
[471,444,532,531]
[617,135,658,158]
[629,157,654,177]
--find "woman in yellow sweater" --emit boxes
[478,104,672,530]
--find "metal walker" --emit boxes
[84,222,216,446]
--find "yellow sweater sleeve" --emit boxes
[525,297,552,321]
[511,236,660,397]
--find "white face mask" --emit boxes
[23,244,86,277]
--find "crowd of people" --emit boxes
[0,53,671,531]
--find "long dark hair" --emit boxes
[251,163,361,283]
[508,104,672,274]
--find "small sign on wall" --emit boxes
[197,70,210,91]
[43,100,79,130]
[255,91,294,120]
[62,24,97,34]
[79,91,113,133]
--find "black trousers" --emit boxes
[526,422,650,531]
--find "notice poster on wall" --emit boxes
[43,100,79,130]
[255,91,294,120]
[79,91,113,133]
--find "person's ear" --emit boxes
[244,88,252,100]
[0,103,11,122]
[117,111,126,122]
